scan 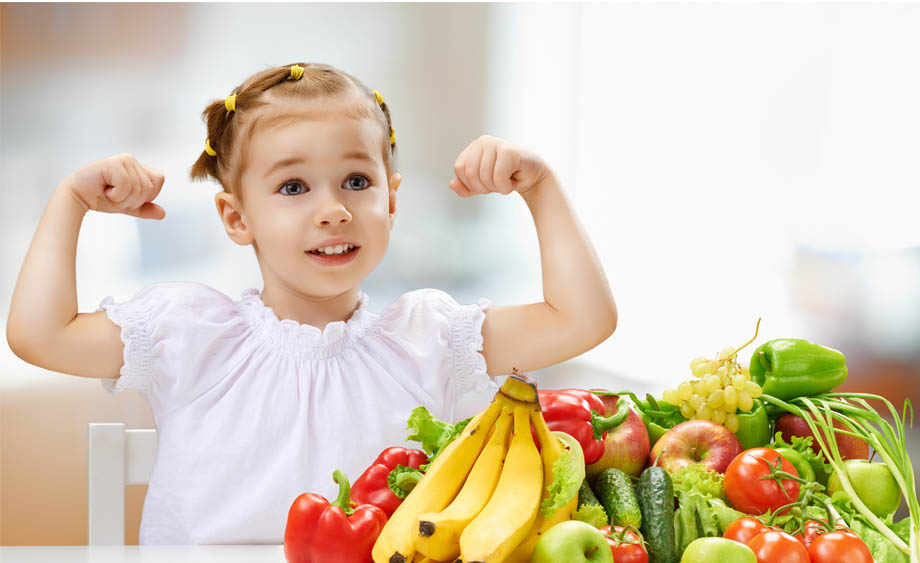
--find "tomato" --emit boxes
[723,517,769,545]
[747,529,810,563]
[794,519,826,548]
[724,448,801,514]
[599,524,648,563]
[808,529,873,563]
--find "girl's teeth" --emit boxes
[313,244,355,255]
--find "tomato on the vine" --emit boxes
[723,516,769,545]
[747,529,810,563]
[808,529,873,563]
[599,524,648,563]
[794,519,826,548]
[724,448,800,514]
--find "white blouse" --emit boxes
[97,282,494,545]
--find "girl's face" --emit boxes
[220,100,400,300]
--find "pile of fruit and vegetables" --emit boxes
[283,323,919,563]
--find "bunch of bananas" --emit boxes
[372,371,581,563]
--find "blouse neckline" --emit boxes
[237,288,377,358]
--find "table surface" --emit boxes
[0,545,285,563]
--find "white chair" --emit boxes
[87,423,157,545]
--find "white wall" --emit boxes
[485,3,920,390]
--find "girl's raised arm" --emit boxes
[449,136,617,377]
[6,153,166,379]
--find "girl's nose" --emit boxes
[313,190,352,226]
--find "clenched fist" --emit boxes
[449,135,551,198]
[63,153,166,219]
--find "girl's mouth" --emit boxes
[305,245,360,266]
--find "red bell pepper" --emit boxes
[350,446,428,517]
[283,470,387,563]
[537,389,630,465]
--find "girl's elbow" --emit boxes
[599,313,617,343]
[7,322,30,362]
[600,302,618,340]
[7,328,39,367]
[582,308,617,351]
[604,310,618,339]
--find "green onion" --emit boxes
[760,392,919,563]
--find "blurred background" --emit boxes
[2,1,918,546]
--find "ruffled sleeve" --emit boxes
[443,293,494,396]
[381,288,494,398]
[96,282,242,416]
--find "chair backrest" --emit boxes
[87,423,157,545]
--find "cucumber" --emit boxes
[636,466,678,563]
[594,468,642,529]
[577,478,603,510]
[574,478,609,527]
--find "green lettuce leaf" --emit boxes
[540,431,586,518]
[673,488,747,554]
[851,519,909,563]
[671,463,726,502]
[405,406,471,469]
[890,517,913,545]
[573,504,609,528]
[671,464,747,555]
[707,498,748,531]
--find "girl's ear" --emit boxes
[389,172,402,193]
[388,173,401,228]
[215,192,254,246]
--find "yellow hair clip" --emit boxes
[205,138,217,156]
[374,89,384,106]
[290,65,304,80]
[225,94,237,112]
[389,127,396,145]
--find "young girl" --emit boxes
[7,62,617,545]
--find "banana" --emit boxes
[498,369,539,404]
[458,404,544,563]
[372,399,504,563]
[411,554,452,563]
[413,404,514,561]
[503,412,583,563]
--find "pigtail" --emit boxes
[378,99,397,156]
[189,96,235,184]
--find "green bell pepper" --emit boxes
[637,397,688,448]
[734,399,770,450]
[640,401,677,447]
[749,339,848,400]
[607,392,687,448]
[773,446,816,484]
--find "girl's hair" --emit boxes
[189,62,397,201]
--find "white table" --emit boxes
[0,545,285,562]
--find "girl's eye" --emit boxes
[344,175,371,191]
[279,181,307,196]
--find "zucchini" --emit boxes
[594,468,642,528]
[637,466,678,563]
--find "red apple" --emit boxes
[585,393,651,480]
[650,419,743,474]
[774,413,869,460]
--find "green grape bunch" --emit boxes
[662,320,763,432]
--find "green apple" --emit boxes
[531,520,613,563]
[681,537,756,563]
[827,460,901,519]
